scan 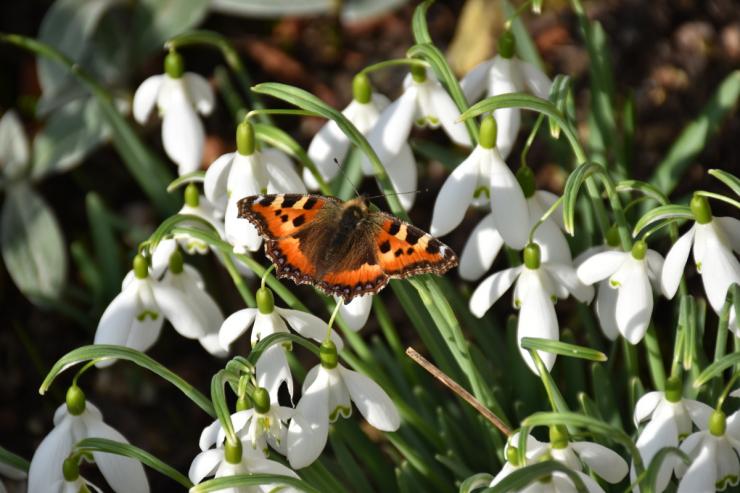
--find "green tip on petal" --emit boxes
[164,51,185,79]
[252,387,271,414]
[133,255,149,279]
[184,183,200,208]
[224,439,243,464]
[631,240,647,260]
[256,287,275,314]
[605,225,621,247]
[352,73,372,104]
[498,30,516,59]
[168,249,184,274]
[710,410,726,437]
[320,339,338,369]
[665,375,683,403]
[236,121,255,156]
[523,243,541,269]
[549,425,569,449]
[479,115,498,149]
[506,445,519,466]
[690,194,712,224]
[66,385,86,416]
[63,457,80,481]
[516,165,536,198]
[411,64,427,83]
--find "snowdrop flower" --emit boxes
[461,31,551,158]
[219,287,344,399]
[50,457,103,493]
[431,116,528,249]
[287,340,400,469]
[94,253,225,361]
[489,432,548,486]
[190,438,300,493]
[470,243,593,373]
[631,375,713,492]
[204,122,305,253]
[28,386,148,493]
[577,240,663,344]
[133,51,214,175]
[661,194,739,334]
[305,73,389,189]
[0,110,30,182]
[337,295,373,331]
[199,388,293,456]
[457,164,571,281]
[675,409,740,493]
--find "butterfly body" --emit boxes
[238,194,457,301]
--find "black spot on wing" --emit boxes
[394,248,404,257]
[405,227,422,245]
[379,240,391,253]
[388,221,401,236]
[281,196,300,208]
[293,215,306,227]
[303,197,318,210]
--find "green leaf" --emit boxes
[481,461,587,493]
[0,445,29,473]
[247,332,321,365]
[191,473,323,493]
[650,70,740,195]
[561,162,606,235]
[459,473,494,493]
[1,184,67,304]
[131,0,209,60]
[548,75,574,138]
[708,169,740,197]
[74,437,192,488]
[632,204,692,237]
[521,337,607,362]
[615,179,669,205]
[40,345,214,417]
[411,0,433,44]
[86,192,122,301]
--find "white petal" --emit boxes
[717,217,740,253]
[645,249,665,286]
[546,262,594,303]
[277,307,343,350]
[149,238,177,279]
[86,419,149,493]
[162,97,204,175]
[661,226,695,299]
[458,212,504,281]
[460,60,494,103]
[0,110,29,179]
[576,251,627,285]
[203,152,235,212]
[287,368,331,469]
[519,60,552,99]
[636,412,679,490]
[571,441,628,483]
[615,262,653,344]
[533,218,572,264]
[188,449,223,484]
[489,57,522,158]
[634,391,663,425]
[306,118,350,188]
[716,438,740,489]
[428,84,471,147]
[367,87,417,161]
[339,365,400,431]
[676,441,716,493]
[594,281,619,340]
[125,317,164,355]
[685,399,714,431]
[94,287,139,346]
[155,273,222,339]
[429,147,482,236]
[28,419,73,493]
[132,75,163,124]
[338,295,373,331]
[246,456,300,492]
[263,149,307,194]
[469,267,522,318]
[218,308,258,350]
[384,143,418,211]
[517,285,559,374]
[489,150,529,249]
[698,225,740,314]
[199,417,223,451]
[183,73,214,115]
[257,345,293,401]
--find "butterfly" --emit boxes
[237,194,458,302]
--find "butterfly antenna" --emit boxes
[365,188,430,201]
[333,157,362,199]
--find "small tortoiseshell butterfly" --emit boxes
[237,194,458,301]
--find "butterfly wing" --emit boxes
[237,194,339,239]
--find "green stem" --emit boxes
[246,109,319,120]
[217,252,256,308]
[695,191,740,210]
[360,58,429,75]
[528,196,564,243]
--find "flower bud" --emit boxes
[411,64,427,83]
[479,115,498,150]
[320,339,338,369]
[516,165,536,198]
[664,375,682,403]
[164,51,185,79]
[133,254,149,279]
[256,287,275,314]
[709,409,726,437]
[631,240,647,261]
[352,73,372,104]
[168,249,184,274]
[690,194,712,225]
[498,30,516,59]
[184,183,200,208]
[605,225,621,247]
[224,439,243,464]
[549,425,569,449]
[66,385,86,416]
[236,121,255,156]
[252,387,271,414]
[523,243,541,269]
[63,457,80,481]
